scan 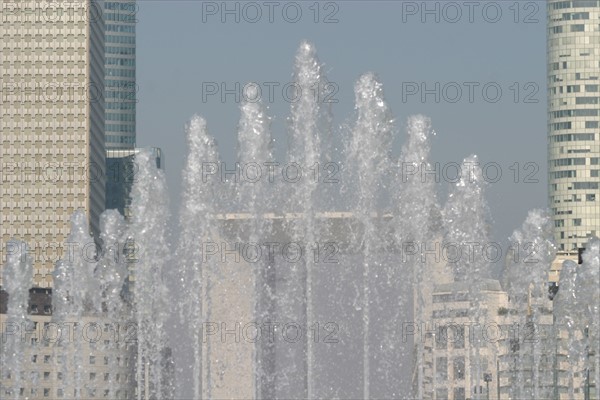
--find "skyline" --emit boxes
[1,1,599,399]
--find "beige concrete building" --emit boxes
[0,289,135,399]
[418,279,509,400]
[415,268,597,399]
[0,0,106,288]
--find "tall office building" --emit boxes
[0,1,106,287]
[103,0,136,149]
[547,7,600,390]
[547,0,600,254]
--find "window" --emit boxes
[435,389,448,400]
[572,0,599,7]
[553,158,586,167]
[571,12,590,19]
[585,121,598,129]
[435,326,447,349]
[454,387,466,400]
[573,182,599,190]
[90,372,96,380]
[553,1,571,10]
[553,170,577,179]
[436,357,448,380]
[551,133,595,142]
[586,194,596,201]
[552,121,572,131]
[454,357,465,380]
[89,356,95,364]
[44,355,50,363]
[571,24,585,32]
[576,97,599,105]
[452,325,465,349]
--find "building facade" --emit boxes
[0,288,135,399]
[547,0,600,253]
[0,0,106,287]
[103,0,136,149]
[418,279,510,400]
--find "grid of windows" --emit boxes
[547,0,600,251]
[104,0,136,150]
[0,0,106,287]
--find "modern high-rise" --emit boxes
[103,0,136,149]
[0,0,106,287]
[547,0,600,254]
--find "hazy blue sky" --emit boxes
[136,1,547,250]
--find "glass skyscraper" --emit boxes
[105,147,163,220]
[104,0,136,149]
[547,0,600,253]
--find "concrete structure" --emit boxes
[0,0,106,287]
[103,0,136,149]
[547,0,600,254]
[203,212,414,399]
